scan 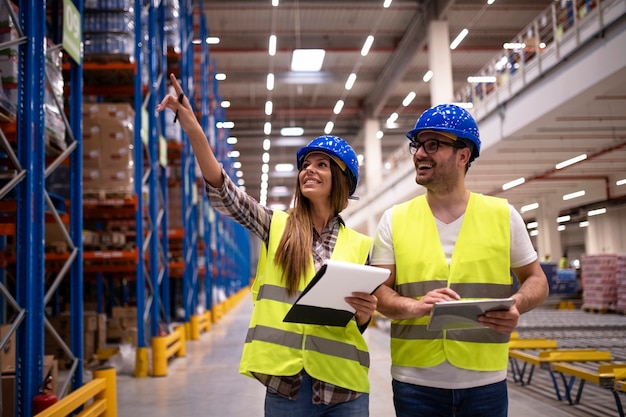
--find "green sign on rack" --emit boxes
[62,0,82,63]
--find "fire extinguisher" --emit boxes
[32,368,58,415]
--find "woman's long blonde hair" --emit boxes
[274,159,351,296]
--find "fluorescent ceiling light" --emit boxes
[267,73,274,90]
[269,35,277,56]
[520,202,539,213]
[357,154,364,166]
[227,136,237,144]
[263,139,271,150]
[579,221,589,228]
[587,207,606,216]
[616,178,626,186]
[270,186,290,196]
[215,73,226,81]
[333,100,344,115]
[556,215,571,223]
[280,127,304,136]
[237,179,245,186]
[265,100,273,116]
[221,101,230,108]
[452,102,473,109]
[423,70,433,82]
[275,163,294,172]
[376,130,384,139]
[383,0,392,7]
[502,177,525,191]
[233,161,242,169]
[345,73,357,90]
[556,154,587,169]
[262,152,270,163]
[526,221,538,229]
[529,230,539,236]
[272,0,279,5]
[216,121,234,129]
[387,112,399,124]
[324,121,334,135]
[361,35,374,56]
[206,37,220,44]
[467,76,497,83]
[264,122,272,135]
[236,171,243,178]
[262,164,269,173]
[450,28,468,50]
[402,92,416,107]
[291,49,325,71]
[557,225,566,231]
[228,150,240,158]
[274,138,307,147]
[563,190,585,200]
[503,42,526,49]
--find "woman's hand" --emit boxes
[345,292,378,327]
[156,74,194,129]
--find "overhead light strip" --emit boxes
[556,154,587,169]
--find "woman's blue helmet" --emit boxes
[406,104,481,161]
[296,135,359,196]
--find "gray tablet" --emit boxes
[426,298,514,331]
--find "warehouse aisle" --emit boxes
[114,294,624,416]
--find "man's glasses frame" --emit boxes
[409,138,466,155]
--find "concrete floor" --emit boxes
[113,295,626,416]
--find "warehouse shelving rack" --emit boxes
[0,0,85,415]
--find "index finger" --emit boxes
[169,73,183,95]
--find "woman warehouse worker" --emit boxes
[157,74,378,417]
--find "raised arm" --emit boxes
[156,73,224,187]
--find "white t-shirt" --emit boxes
[371,203,538,389]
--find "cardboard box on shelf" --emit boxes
[0,324,15,373]
[1,373,14,417]
[83,102,134,122]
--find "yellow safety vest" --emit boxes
[240,210,373,393]
[390,193,513,371]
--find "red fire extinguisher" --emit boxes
[32,369,58,415]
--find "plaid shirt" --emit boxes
[205,170,362,404]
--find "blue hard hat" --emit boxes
[406,104,481,161]
[296,135,359,196]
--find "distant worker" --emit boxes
[559,253,570,269]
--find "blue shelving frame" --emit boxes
[2,0,85,415]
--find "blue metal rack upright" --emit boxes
[132,0,170,374]
[1,0,85,415]
[197,5,214,315]
[178,0,200,323]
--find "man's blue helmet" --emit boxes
[406,104,481,161]
[296,135,359,196]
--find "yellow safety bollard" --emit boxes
[152,335,168,377]
[135,347,149,378]
[176,325,186,357]
[190,315,201,340]
[94,366,118,417]
[184,322,192,341]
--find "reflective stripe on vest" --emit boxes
[390,193,512,371]
[239,210,373,392]
[245,325,370,368]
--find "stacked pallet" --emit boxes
[581,254,618,312]
[617,255,626,314]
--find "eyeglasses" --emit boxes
[408,138,466,155]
